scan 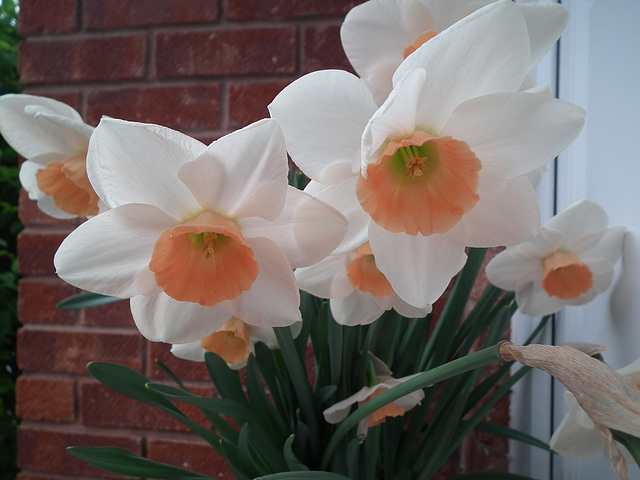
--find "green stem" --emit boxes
[320,343,505,469]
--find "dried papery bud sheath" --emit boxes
[499,341,640,480]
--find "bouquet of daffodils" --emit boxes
[2,1,638,479]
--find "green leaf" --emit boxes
[87,363,222,450]
[66,447,215,479]
[57,293,124,310]
[283,435,309,472]
[204,352,248,404]
[449,473,540,480]
[256,472,352,480]
[474,422,550,451]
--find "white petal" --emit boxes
[268,70,377,183]
[247,325,280,349]
[443,92,585,180]
[340,0,435,103]
[460,176,541,247]
[324,386,376,424]
[485,249,542,291]
[130,292,232,344]
[0,94,92,158]
[518,3,569,71]
[179,119,288,221]
[362,69,425,174]
[617,358,640,380]
[87,118,204,218]
[546,200,608,247]
[295,254,353,299]
[389,295,432,319]
[54,203,175,298]
[304,178,370,255]
[369,222,467,307]
[422,0,489,29]
[514,272,566,317]
[551,391,602,460]
[222,237,301,327]
[394,0,529,131]
[171,341,206,362]
[238,186,347,269]
[19,159,76,219]
[576,228,626,274]
[331,290,385,326]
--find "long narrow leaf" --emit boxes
[474,422,551,451]
[67,447,214,479]
[256,473,352,480]
[57,292,123,310]
[450,473,540,480]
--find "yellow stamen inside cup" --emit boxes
[150,211,259,306]
[542,251,593,300]
[357,132,481,236]
[403,30,439,59]
[359,387,406,427]
[200,317,250,365]
[35,152,100,217]
[346,243,394,297]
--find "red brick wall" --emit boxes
[15,1,507,479]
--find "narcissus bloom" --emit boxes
[270,1,585,308]
[171,317,301,369]
[0,94,101,218]
[486,200,625,317]
[551,356,640,468]
[295,241,431,325]
[54,118,347,344]
[323,355,425,437]
[500,342,640,480]
[341,0,569,103]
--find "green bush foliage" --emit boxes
[0,1,22,479]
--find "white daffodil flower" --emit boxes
[296,241,431,325]
[501,343,640,480]
[324,355,425,438]
[551,357,640,465]
[341,0,569,103]
[486,199,625,317]
[54,118,347,344]
[0,93,101,218]
[171,316,301,370]
[270,1,585,309]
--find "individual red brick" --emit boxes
[84,0,219,30]
[228,81,289,128]
[17,426,141,477]
[18,277,78,325]
[17,227,73,276]
[86,85,220,130]
[18,0,77,35]
[147,437,234,479]
[80,380,212,431]
[303,24,353,74]
[226,0,363,20]
[148,341,209,381]
[155,28,295,78]
[16,376,75,422]
[19,36,145,85]
[17,327,143,373]
[83,298,134,328]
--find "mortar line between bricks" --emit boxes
[19,324,140,335]
[22,18,345,41]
